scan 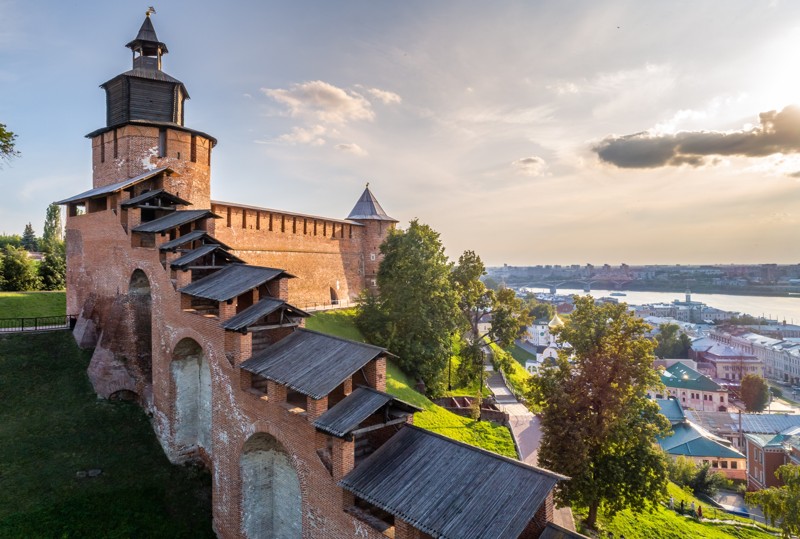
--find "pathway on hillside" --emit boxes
[484,350,575,531]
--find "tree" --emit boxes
[688,461,731,497]
[668,456,730,497]
[528,296,671,529]
[38,240,66,290]
[20,223,38,252]
[746,464,800,538]
[1,245,40,291]
[481,275,500,291]
[525,296,555,321]
[741,374,770,412]
[0,234,22,250]
[451,251,531,388]
[355,220,459,395]
[42,203,63,247]
[653,323,691,359]
[0,122,19,165]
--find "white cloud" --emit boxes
[335,143,368,156]
[262,80,374,124]
[512,156,547,176]
[276,125,327,146]
[366,87,402,105]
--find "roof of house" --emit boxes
[659,422,744,459]
[655,398,685,424]
[661,363,722,392]
[179,263,292,302]
[159,230,231,252]
[221,298,309,332]
[55,167,173,205]
[685,411,800,435]
[346,186,397,222]
[702,343,757,360]
[313,386,420,438]
[339,425,564,539]
[745,427,800,450]
[132,209,218,233]
[239,329,389,399]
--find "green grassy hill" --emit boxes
[579,483,779,539]
[305,309,517,458]
[0,332,213,538]
[0,291,65,318]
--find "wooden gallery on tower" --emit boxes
[57,14,565,539]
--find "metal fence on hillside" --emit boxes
[0,315,76,333]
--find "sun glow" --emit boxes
[753,26,800,109]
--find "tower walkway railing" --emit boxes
[0,315,77,334]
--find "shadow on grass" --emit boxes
[0,332,213,538]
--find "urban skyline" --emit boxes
[2,1,799,265]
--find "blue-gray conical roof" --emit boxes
[346,185,397,222]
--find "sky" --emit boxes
[1,1,799,266]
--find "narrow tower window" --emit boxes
[113,130,118,158]
[100,133,105,163]
[158,128,167,157]
[190,135,197,162]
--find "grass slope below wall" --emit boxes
[0,290,65,319]
[0,332,214,538]
[575,483,779,539]
[305,310,516,458]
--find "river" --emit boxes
[519,287,800,324]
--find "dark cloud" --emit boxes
[593,105,800,168]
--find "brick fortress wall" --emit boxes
[211,203,391,307]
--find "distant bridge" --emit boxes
[522,278,633,295]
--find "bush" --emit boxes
[668,456,731,497]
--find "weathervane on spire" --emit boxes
[146,6,156,17]
[366,182,370,188]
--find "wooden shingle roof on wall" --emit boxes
[313,386,420,438]
[54,167,173,205]
[339,425,565,539]
[179,264,291,302]
[239,329,389,399]
[159,230,231,252]
[131,209,218,234]
[221,298,309,332]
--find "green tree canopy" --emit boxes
[528,295,671,529]
[741,374,770,412]
[38,240,66,290]
[356,219,459,395]
[653,323,691,359]
[525,296,555,321]
[0,122,18,165]
[42,204,63,248]
[1,245,40,291]
[20,223,38,252]
[0,234,22,250]
[451,251,531,388]
[746,464,800,538]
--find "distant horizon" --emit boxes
[486,261,800,268]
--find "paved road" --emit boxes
[485,362,575,531]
